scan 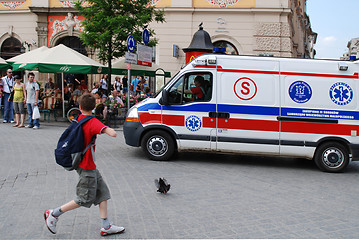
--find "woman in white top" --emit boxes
[113,76,122,93]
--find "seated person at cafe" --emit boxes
[45,78,55,90]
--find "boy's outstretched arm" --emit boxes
[102,127,117,137]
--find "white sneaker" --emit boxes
[10,120,15,123]
[100,224,125,236]
[33,126,39,129]
[44,209,58,234]
[25,125,33,128]
[3,120,7,123]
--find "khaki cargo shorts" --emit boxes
[75,168,111,208]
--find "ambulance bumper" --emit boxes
[123,121,144,147]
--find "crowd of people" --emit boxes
[0,70,153,126]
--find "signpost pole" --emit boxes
[127,67,131,110]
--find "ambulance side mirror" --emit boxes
[159,90,169,106]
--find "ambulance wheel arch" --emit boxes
[314,141,350,173]
[141,129,177,161]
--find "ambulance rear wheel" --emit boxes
[314,142,349,173]
[141,130,175,161]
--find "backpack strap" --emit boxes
[82,135,97,156]
[76,116,97,160]
[76,115,95,125]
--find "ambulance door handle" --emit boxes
[217,112,230,119]
[208,112,230,119]
[209,112,217,118]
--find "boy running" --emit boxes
[44,93,125,236]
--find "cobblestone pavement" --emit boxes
[1,121,359,239]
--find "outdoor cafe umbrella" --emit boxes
[12,44,108,118]
[0,57,10,70]
[6,46,49,71]
[112,58,171,77]
[13,44,107,74]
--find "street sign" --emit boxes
[173,44,179,58]
[137,44,152,67]
[125,52,137,64]
[142,29,150,45]
[126,35,135,53]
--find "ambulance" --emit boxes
[123,54,359,173]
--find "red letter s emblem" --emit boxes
[241,82,250,95]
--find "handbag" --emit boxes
[32,105,41,119]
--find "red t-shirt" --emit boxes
[77,114,107,170]
[190,86,204,99]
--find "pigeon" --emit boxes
[154,178,170,194]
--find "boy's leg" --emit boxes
[99,200,125,236]
[44,200,80,234]
[99,200,108,219]
[60,200,81,212]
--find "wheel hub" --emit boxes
[323,148,344,168]
[148,137,167,157]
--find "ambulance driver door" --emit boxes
[162,71,216,151]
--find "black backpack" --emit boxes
[54,116,95,171]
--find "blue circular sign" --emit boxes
[142,29,150,45]
[185,115,202,132]
[329,82,353,105]
[127,35,136,53]
[288,81,312,103]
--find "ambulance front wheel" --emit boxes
[314,142,349,173]
[141,130,175,161]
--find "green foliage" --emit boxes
[74,0,165,63]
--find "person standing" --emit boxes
[0,78,3,108]
[44,93,125,236]
[113,77,122,93]
[12,75,27,128]
[122,76,128,97]
[26,72,40,129]
[100,74,108,95]
[2,69,15,123]
[130,76,141,95]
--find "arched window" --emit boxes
[213,40,239,55]
[1,37,22,59]
[56,36,87,56]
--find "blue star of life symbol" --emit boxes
[185,115,202,132]
[329,82,353,106]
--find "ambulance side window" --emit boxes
[167,75,184,105]
[167,72,212,105]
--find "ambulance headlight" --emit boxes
[125,107,139,122]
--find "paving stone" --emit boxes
[1,122,359,239]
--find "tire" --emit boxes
[314,142,349,173]
[141,130,175,161]
[67,107,81,123]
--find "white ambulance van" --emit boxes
[123,54,359,172]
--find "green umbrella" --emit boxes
[0,57,11,70]
[7,46,50,71]
[16,44,107,74]
[112,58,171,77]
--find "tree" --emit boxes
[74,0,165,94]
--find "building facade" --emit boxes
[341,37,359,61]
[0,0,316,77]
